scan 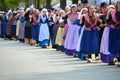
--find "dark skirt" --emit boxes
[49,24,54,39]
[80,29,99,54]
[31,24,39,41]
[109,27,120,58]
[51,23,59,47]
[101,53,114,63]
[25,26,32,39]
[24,21,32,39]
[56,45,62,51]
[1,22,7,38]
[11,25,16,36]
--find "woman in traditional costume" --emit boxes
[24,8,33,45]
[6,12,12,40]
[62,6,71,52]
[11,11,17,40]
[38,8,50,48]
[76,8,88,60]
[51,10,59,49]
[31,9,40,46]
[1,13,7,38]
[49,8,57,48]
[16,8,24,41]
[80,5,100,62]
[55,10,65,51]
[64,4,80,57]
[16,10,21,41]
[96,2,108,61]
[100,5,115,65]
[1,13,5,38]
[18,10,25,43]
[107,1,120,66]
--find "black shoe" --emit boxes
[52,45,56,49]
[73,54,77,58]
[108,61,115,65]
[30,44,33,46]
[42,45,47,48]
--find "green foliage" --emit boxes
[0,0,46,10]
[0,0,21,10]
[41,0,45,4]
[6,0,20,10]
[0,0,6,11]
[0,0,80,11]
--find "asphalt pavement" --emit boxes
[0,38,120,80]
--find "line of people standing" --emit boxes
[0,1,120,67]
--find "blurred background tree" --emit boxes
[60,0,66,9]
[46,0,51,9]
[1,0,112,11]
[72,0,78,4]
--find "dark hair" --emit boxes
[81,0,88,4]
[100,2,108,7]
[48,9,51,12]
[39,8,43,11]
[77,3,82,6]
[116,1,120,10]
[13,13,17,15]
[51,8,55,11]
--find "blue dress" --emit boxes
[11,18,17,36]
[109,27,120,58]
[108,11,120,58]
[32,17,39,41]
[80,29,99,54]
[1,16,8,38]
[80,16,99,55]
[39,16,50,48]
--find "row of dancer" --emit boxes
[0,1,120,67]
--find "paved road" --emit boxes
[0,38,120,80]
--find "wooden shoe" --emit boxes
[35,44,39,47]
[117,62,120,67]
[73,54,77,58]
[108,61,115,65]
[87,58,92,63]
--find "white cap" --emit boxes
[7,10,12,14]
[30,5,35,11]
[60,10,65,13]
[20,7,24,10]
[26,8,30,12]
[42,8,48,12]
[13,11,17,13]
[71,4,77,8]
[30,5,34,9]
